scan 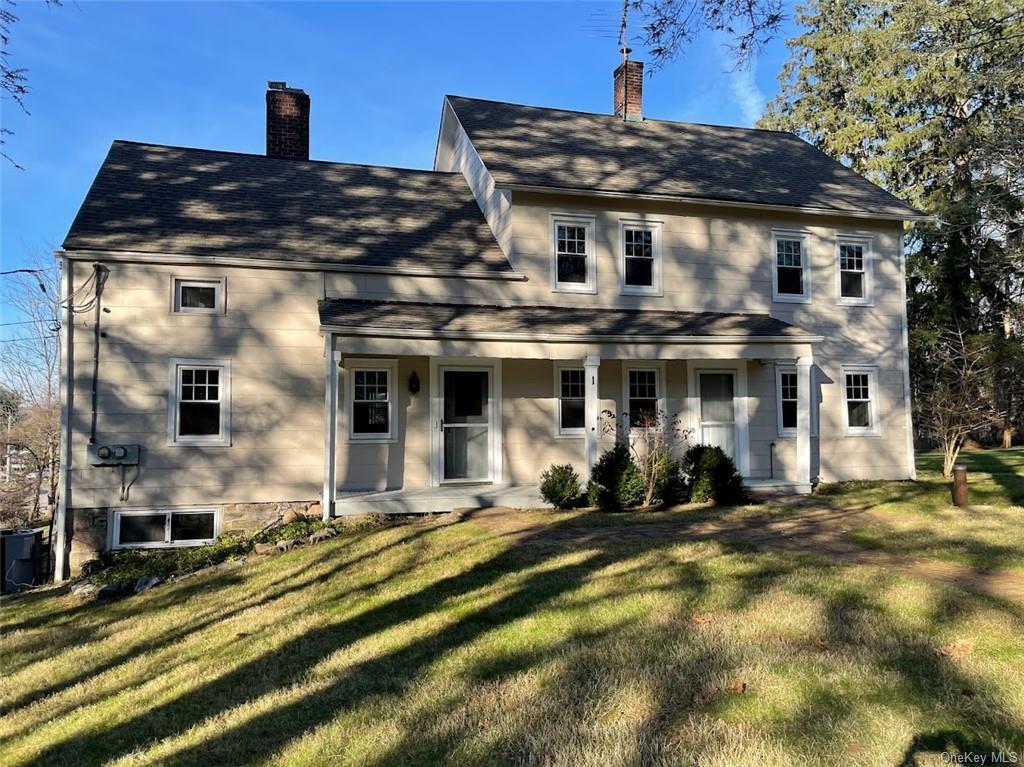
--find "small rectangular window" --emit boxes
[558,368,585,434]
[776,364,819,438]
[627,369,658,428]
[114,509,218,549]
[173,278,224,314]
[620,221,662,295]
[347,360,397,442]
[169,359,230,446]
[842,367,879,435]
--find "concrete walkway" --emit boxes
[463,503,1024,604]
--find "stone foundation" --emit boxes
[66,499,321,576]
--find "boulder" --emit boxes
[276,538,299,552]
[70,581,98,598]
[96,582,128,600]
[308,528,336,544]
[254,542,278,556]
[133,575,163,594]
[281,509,307,525]
[216,558,245,570]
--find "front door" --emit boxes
[441,369,491,482]
[697,371,737,460]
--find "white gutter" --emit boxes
[500,182,935,224]
[318,323,824,345]
[56,248,528,282]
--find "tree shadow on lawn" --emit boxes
[4,524,447,715]
[20,510,1024,766]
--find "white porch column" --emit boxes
[322,335,339,521]
[796,355,813,491]
[584,354,601,474]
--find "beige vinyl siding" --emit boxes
[69,262,325,509]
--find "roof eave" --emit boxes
[498,182,933,223]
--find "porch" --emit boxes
[319,298,823,518]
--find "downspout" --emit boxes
[897,229,917,480]
[53,257,74,581]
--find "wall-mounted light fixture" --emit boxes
[408,371,420,395]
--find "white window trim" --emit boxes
[553,363,586,439]
[111,507,220,550]
[550,213,597,294]
[775,363,819,438]
[167,358,232,447]
[621,361,667,432]
[771,229,812,304]
[840,364,881,437]
[836,236,874,306]
[171,277,226,315]
[619,219,663,296]
[345,358,398,443]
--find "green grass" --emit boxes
[3,500,1024,766]
[821,447,1024,574]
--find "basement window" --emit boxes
[113,509,218,549]
[172,278,224,314]
[168,358,231,446]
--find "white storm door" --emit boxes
[697,371,737,460]
[441,368,492,482]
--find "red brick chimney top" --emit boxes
[266,81,310,161]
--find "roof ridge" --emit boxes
[110,139,460,177]
[444,94,798,138]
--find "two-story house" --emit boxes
[53,62,926,577]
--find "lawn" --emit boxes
[2,453,1024,766]
[823,447,1024,574]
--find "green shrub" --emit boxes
[681,445,744,504]
[253,517,326,544]
[655,454,688,505]
[539,464,582,509]
[88,534,251,586]
[588,443,646,510]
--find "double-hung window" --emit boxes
[775,364,818,437]
[620,221,662,295]
[772,231,811,303]
[624,366,663,429]
[113,508,218,549]
[556,366,585,436]
[837,238,873,305]
[347,359,397,442]
[841,366,880,436]
[168,358,231,446]
[172,277,224,314]
[552,216,596,293]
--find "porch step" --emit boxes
[334,483,545,515]
[745,478,813,496]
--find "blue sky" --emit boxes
[0,0,797,330]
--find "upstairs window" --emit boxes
[837,239,873,305]
[620,221,662,295]
[556,367,585,436]
[842,366,880,436]
[772,232,811,303]
[172,278,224,314]
[347,359,397,442]
[551,216,596,293]
[168,358,231,446]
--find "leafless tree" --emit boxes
[601,408,692,507]
[915,326,1004,477]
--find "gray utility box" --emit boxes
[87,443,141,466]
[1,528,45,593]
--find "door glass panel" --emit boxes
[443,370,490,481]
[699,373,735,422]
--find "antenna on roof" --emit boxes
[618,0,629,61]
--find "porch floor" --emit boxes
[334,483,545,515]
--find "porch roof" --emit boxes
[318,298,821,344]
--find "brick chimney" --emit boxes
[613,49,643,122]
[266,81,310,160]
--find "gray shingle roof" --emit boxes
[447,96,923,219]
[63,141,514,273]
[319,298,815,340]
